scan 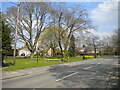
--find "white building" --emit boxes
[19,48,31,56]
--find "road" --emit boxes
[2,56,119,88]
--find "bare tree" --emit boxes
[6,2,50,58]
[91,36,100,58]
[109,30,119,55]
[6,2,93,58]
[110,30,118,47]
[49,3,93,57]
[84,34,100,58]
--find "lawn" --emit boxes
[2,56,102,71]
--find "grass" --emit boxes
[2,55,102,71]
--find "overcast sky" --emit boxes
[1,0,118,48]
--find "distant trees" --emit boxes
[83,34,100,58]
[91,36,100,58]
[110,30,118,47]
[82,30,119,56]
[109,30,119,55]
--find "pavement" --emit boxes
[2,66,50,80]
[1,56,120,88]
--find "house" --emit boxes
[79,47,99,55]
[47,48,53,56]
[18,48,31,56]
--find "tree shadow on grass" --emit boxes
[2,62,13,67]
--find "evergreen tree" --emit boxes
[1,14,12,66]
[68,34,75,57]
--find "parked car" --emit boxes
[21,53,25,56]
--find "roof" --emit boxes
[19,48,30,52]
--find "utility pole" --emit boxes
[13,0,20,65]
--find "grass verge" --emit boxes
[2,56,103,71]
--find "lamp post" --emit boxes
[83,45,85,60]
[13,0,20,65]
[37,51,39,63]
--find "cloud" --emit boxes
[92,30,112,37]
[87,29,112,38]
[90,1,118,32]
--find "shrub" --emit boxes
[55,55,62,58]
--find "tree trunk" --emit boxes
[58,41,64,58]
[2,55,5,67]
[60,48,64,58]
[52,48,56,57]
[94,47,97,58]
[30,52,34,58]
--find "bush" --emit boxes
[64,51,69,58]
[55,55,62,58]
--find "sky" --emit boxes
[1,0,118,48]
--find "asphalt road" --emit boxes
[2,56,119,88]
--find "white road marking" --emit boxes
[56,64,99,82]
[56,72,78,82]
[97,63,101,64]
[84,66,93,70]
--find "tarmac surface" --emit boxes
[1,56,120,88]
